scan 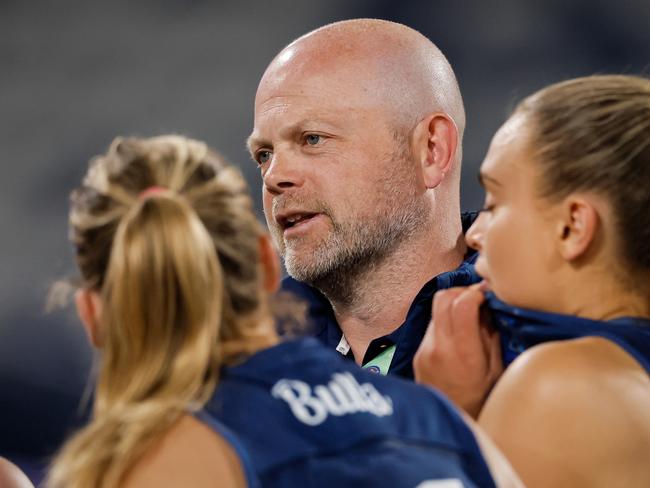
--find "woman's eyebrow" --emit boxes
[478,171,502,188]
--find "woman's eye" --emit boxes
[479,192,498,213]
[305,134,321,146]
[480,198,496,213]
[256,150,272,165]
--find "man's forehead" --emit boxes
[255,69,385,124]
[259,67,371,95]
[268,37,364,75]
[251,44,401,140]
[258,42,384,98]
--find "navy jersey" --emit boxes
[487,294,650,373]
[198,338,496,488]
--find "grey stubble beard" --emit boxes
[271,154,428,308]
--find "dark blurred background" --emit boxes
[1,0,649,484]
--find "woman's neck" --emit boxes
[559,277,649,321]
[221,311,280,365]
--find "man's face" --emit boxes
[248,58,427,286]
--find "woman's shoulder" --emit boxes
[504,336,648,390]
[479,337,650,487]
[483,336,650,428]
[122,414,247,488]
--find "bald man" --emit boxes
[248,19,479,378]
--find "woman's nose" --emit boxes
[465,213,486,251]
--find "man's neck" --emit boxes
[326,231,467,364]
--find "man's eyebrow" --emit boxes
[477,171,501,188]
[246,118,338,154]
[245,134,268,154]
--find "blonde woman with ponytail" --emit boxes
[47,135,269,487]
[48,135,522,488]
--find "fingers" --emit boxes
[415,283,501,416]
[415,288,465,382]
[428,286,487,349]
[448,286,486,352]
[431,288,461,341]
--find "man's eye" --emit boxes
[305,134,321,146]
[256,150,272,165]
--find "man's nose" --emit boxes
[263,151,305,195]
[465,213,486,251]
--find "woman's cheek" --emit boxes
[474,254,488,279]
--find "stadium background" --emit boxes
[1,0,649,483]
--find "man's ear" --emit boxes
[259,234,281,293]
[556,197,599,261]
[412,113,458,189]
[74,289,103,348]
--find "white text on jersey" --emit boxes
[271,372,394,426]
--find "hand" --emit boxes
[413,283,503,418]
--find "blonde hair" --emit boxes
[516,75,650,283]
[47,135,270,488]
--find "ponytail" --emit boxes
[48,193,224,488]
[48,135,274,487]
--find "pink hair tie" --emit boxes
[138,186,168,200]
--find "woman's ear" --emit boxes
[74,289,103,347]
[259,234,281,293]
[556,196,600,261]
[412,113,458,189]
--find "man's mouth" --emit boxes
[277,212,319,231]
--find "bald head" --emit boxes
[251,20,467,294]
[257,19,465,139]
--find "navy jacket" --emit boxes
[281,213,481,378]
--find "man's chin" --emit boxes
[284,251,332,283]
[284,257,319,281]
